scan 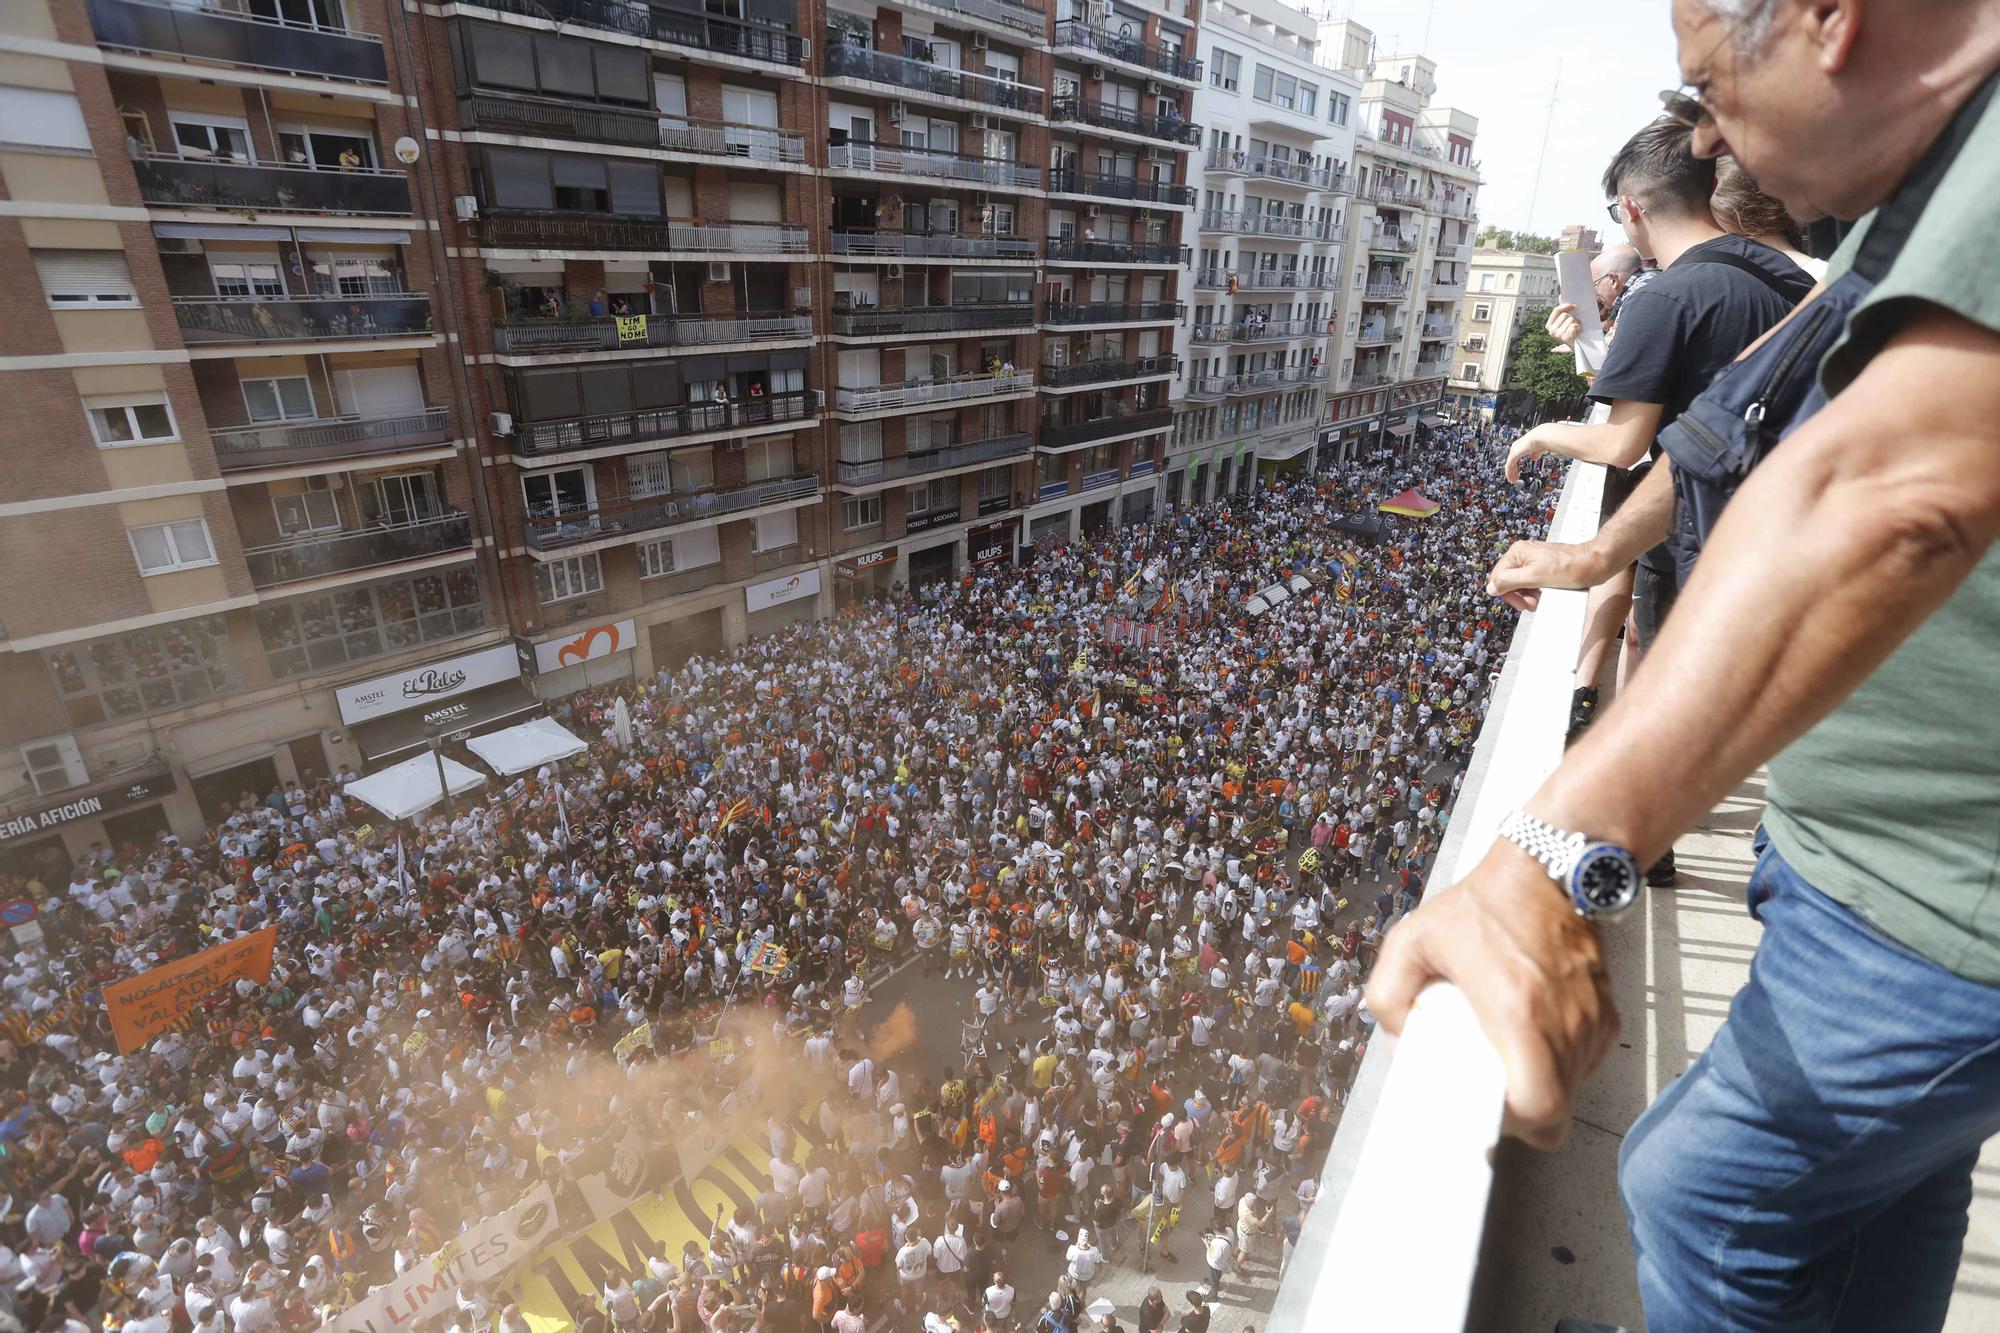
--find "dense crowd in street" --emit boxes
[0,427,1556,1333]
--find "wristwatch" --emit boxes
[1498,810,1643,918]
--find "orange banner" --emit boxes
[102,926,277,1053]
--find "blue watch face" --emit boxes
[1572,842,1640,912]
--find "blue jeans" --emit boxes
[1619,833,2000,1331]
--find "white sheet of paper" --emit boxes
[1554,250,1608,375]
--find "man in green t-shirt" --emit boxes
[1366,1,2000,1328]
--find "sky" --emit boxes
[1317,0,1686,241]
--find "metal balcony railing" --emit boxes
[511,390,820,459]
[917,0,1045,36]
[1353,326,1405,347]
[667,222,809,254]
[172,293,431,345]
[825,42,1044,113]
[244,511,469,587]
[1038,355,1178,388]
[1043,301,1183,325]
[1203,149,1340,188]
[830,231,1039,260]
[524,473,820,551]
[836,432,1030,484]
[834,371,1034,412]
[131,154,410,215]
[456,91,658,147]
[1052,21,1202,81]
[1049,170,1195,206]
[1050,96,1202,146]
[1039,408,1172,448]
[1350,371,1393,387]
[1190,318,1325,344]
[829,141,1039,189]
[1419,323,1454,339]
[1364,281,1411,300]
[469,0,807,66]
[1412,359,1450,378]
[829,303,1035,336]
[85,0,387,83]
[1430,281,1468,299]
[477,209,676,250]
[492,311,809,355]
[1309,221,1347,243]
[659,116,806,164]
[212,407,452,470]
[1241,270,1305,289]
[1043,238,1189,265]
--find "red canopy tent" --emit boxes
[1378,488,1440,518]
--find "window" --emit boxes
[638,527,720,578]
[273,477,343,537]
[243,376,316,423]
[522,467,592,521]
[210,258,287,299]
[254,569,484,679]
[0,87,92,152]
[1297,83,1317,117]
[743,436,796,482]
[34,252,138,307]
[1473,303,1491,321]
[1253,67,1299,111]
[375,471,445,525]
[85,396,177,447]
[1462,362,1480,379]
[906,478,954,514]
[1505,272,1517,290]
[1209,49,1239,93]
[752,510,797,552]
[1328,92,1350,127]
[977,466,1009,501]
[47,616,239,726]
[534,552,602,604]
[128,519,217,575]
[172,116,253,163]
[1478,272,1496,291]
[843,496,882,530]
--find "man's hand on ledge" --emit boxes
[1366,838,1620,1150]
[1486,538,1607,611]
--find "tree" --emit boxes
[1475,228,1560,255]
[1504,306,1589,418]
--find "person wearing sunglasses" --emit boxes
[1376,1,2000,1329]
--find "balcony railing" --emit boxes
[1430,281,1468,300]
[1353,327,1405,347]
[1039,407,1171,448]
[470,0,806,66]
[834,371,1034,412]
[1049,170,1195,207]
[1419,323,1454,340]
[524,473,819,551]
[829,302,1035,336]
[1190,318,1325,344]
[245,511,469,587]
[1043,238,1188,265]
[1350,371,1393,387]
[1043,301,1183,326]
[511,390,820,459]
[1413,358,1450,377]
[477,208,675,250]
[836,432,1029,484]
[1052,20,1201,80]
[131,154,410,216]
[1050,97,1202,146]
[1364,281,1411,300]
[829,141,1039,189]
[456,91,658,148]
[1038,355,1178,388]
[212,407,452,470]
[492,311,810,355]
[85,0,387,84]
[830,231,1038,260]
[1187,368,1319,398]
[1203,149,1340,188]
[825,43,1044,114]
[172,293,431,345]
[659,116,806,164]
[916,0,1045,36]
[668,222,809,254]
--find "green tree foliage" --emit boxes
[1475,228,1561,255]
[1505,306,1589,409]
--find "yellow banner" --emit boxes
[614,315,649,345]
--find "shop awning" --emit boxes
[350,679,544,764]
[1385,421,1417,438]
[1379,487,1440,517]
[294,226,412,245]
[344,752,487,822]
[153,223,292,242]
[1419,414,1450,427]
[464,716,588,777]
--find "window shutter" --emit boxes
[676,527,721,568]
[0,87,91,150]
[34,252,137,304]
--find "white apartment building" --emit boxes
[1448,249,1561,421]
[1166,0,1360,505]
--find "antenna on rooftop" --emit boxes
[1523,58,1563,235]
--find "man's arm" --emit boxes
[1368,305,2000,1148]
[1504,399,1664,479]
[1485,461,1677,610]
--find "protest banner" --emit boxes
[746,940,788,975]
[322,1184,559,1333]
[102,926,278,1054]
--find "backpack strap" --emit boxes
[1850,66,1999,282]
[1675,247,1810,303]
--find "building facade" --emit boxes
[1445,247,1558,421]
[0,0,1210,870]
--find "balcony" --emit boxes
[1430,281,1468,300]
[1412,357,1450,378]
[1190,318,1325,344]
[1371,180,1428,208]
[456,91,658,148]
[1350,370,1393,387]
[830,231,1038,261]
[1049,97,1202,147]
[1309,221,1347,242]
[510,390,820,460]
[172,293,431,346]
[834,371,1034,413]
[130,154,410,216]
[1366,231,1419,254]
[85,0,388,84]
[476,208,680,250]
[836,432,1030,485]
[1038,355,1178,388]
[1043,238,1188,265]
[1364,281,1411,300]
[1353,326,1404,347]
[829,302,1035,337]
[244,511,469,588]
[1048,170,1195,207]
[829,141,1039,190]
[1418,322,1454,340]
[1052,21,1202,82]
[824,43,1044,114]
[469,0,807,67]
[666,222,808,255]
[211,407,452,471]
[1203,149,1340,189]
[1039,407,1171,448]
[907,0,1045,37]
[491,311,809,355]
[523,473,819,551]
[1043,301,1183,326]
[659,116,806,164]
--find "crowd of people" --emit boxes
[0,428,1558,1333]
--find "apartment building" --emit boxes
[1169,0,1356,503]
[0,0,1204,869]
[1447,247,1559,421]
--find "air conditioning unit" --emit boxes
[884,263,903,278]
[489,411,514,436]
[1145,80,1163,96]
[1089,65,1107,81]
[21,737,88,798]
[453,195,479,221]
[1085,205,1101,219]
[970,113,989,130]
[155,236,202,254]
[707,261,731,282]
[723,439,746,452]
[889,100,910,124]
[970,31,988,50]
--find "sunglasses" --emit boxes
[1659,86,1710,128]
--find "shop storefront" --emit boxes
[967,519,1017,569]
[835,547,896,604]
[648,608,725,671]
[745,567,823,637]
[523,617,637,699]
[0,769,177,881]
[338,644,541,770]
[1120,489,1155,525]
[907,539,957,590]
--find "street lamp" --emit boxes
[424,718,454,820]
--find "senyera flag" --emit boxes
[101,926,278,1053]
